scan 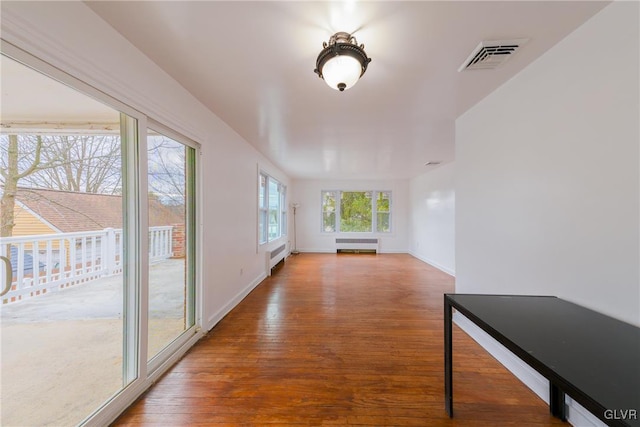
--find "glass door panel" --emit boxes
[147,129,195,361]
[0,55,131,426]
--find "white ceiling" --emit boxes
[84,1,608,180]
[1,55,120,124]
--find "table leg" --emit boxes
[445,295,453,417]
[550,381,567,421]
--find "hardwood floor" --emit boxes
[113,254,567,426]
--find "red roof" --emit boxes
[16,188,183,232]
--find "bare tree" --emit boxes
[0,135,44,237]
[0,134,121,237]
[23,135,121,194]
[148,136,185,207]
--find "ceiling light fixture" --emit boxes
[314,32,371,92]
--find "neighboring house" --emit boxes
[6,188,185,276]
[13,187,183,236]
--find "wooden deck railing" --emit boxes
[1,226,173,304]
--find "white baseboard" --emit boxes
[453,312,607,427]
[206,272,266,331]
[409,251,456,276]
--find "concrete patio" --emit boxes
[1,259,187,427]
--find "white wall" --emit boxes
[1,1,291,331]
[408,162,455,275]
[456,2,639,326]
[292,179,409,253]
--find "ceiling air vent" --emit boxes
[458,39,529,72]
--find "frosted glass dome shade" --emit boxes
[314,32,371,92]
[321,55,362,91]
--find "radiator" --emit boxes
[335,238,378,254]
[266,243,287,276]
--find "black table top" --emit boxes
[446,294,640,426]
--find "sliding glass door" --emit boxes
[0,49,199,426]
[0,54,134,426]
[146,127,196,363]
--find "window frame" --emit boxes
[321,190,337,233]
[258,171,286,245]
[375,190,392,233]
[145,120,200,372]
[321,190,392,234]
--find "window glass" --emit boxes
[258,174,267,244]
[146,130,196,362]
[268,178,280,240]
[376,191,391,233]
[0,54,128,426]
[321,190,391,233]
[259,174,266,209]
[340,191,372,232]
[322,191,336,232]
[280,186,287,236]
[258,172,285,244]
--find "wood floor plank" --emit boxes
[112,253,567,426]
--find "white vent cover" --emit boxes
[458,39,529,72]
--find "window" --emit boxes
[280,185,287,237]
[258,172,286,244]
[258,174,267,244]
[322,191,337,232]
[321,190,392,233]
[146,127,197,364]
[376,191,391,232]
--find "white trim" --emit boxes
[142,122,202,370]
[566,396,608,427]
[409,251,456,276]
[194,145,204,355]
[320,190,393,234]
[147,119,201,151]
[1,5,204,143]
[257,170,286,247]
[206,272,267,331]
[1,40,143,123]
[256,162,261,254]
[453,312,548,401]
[453,312,608,427]
[14,200,63,234]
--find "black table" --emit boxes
[444,294,640,427]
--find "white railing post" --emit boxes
[116,230,123,273]
[33,242,41,286]
[80,237,87,277]
[16,243,25,294]
[69,236,77,282]
[168,227,173,258]
[45,240,52,284]
[104,228,116,276]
